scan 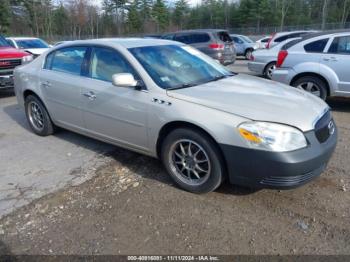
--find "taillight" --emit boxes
[266,33,275,49]
[250,54,255,61]
[209,43,224,50]
[276,50,288,68]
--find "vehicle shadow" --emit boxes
[328,97,350,113]
[3,103,256,196]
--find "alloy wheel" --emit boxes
[266,63,276,79]
[28,101,45,131]
[296,82,321,97]
[168,139,211,186]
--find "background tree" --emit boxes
[152,0,169,32]
[0,0,11,33]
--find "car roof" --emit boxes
[7,37,41,40]
[54,38,181,49]
[281,29,350,50]
[173,29,227,34]
[273,30,317,37]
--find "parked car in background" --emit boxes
[6,37,50,57]
[266,30,317,49]
[0,35,33,90]
[248,38,301,79]
[230,34,258,59]
[143,34,163,39]
[161,29,236,65]
[256,36,270,49]
[14,38,336,193]
[272,30,350,100]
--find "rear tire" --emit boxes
[263,62,276,80]
[292,76,328,100]
[25,95,55,136]
[161,128,224,194]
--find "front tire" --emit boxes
[292,76,328,100]
[25,95,55,136]
[161,128,224,194]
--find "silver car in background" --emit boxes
[162,29,236,65]
[230,34,258,59]
[266,30,317,48]
[248,38,301,79]
[272,30,350,100]
[14,38,337,193]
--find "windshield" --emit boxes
[16,39,49,49]
[240,36,254,43]
[129,45,234,90]
[0,36,10,47]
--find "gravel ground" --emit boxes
[0,61,349,255]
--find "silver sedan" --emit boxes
[14,39,337,193]
[248,38,300,79]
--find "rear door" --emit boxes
[324,35,350,93]
[40,46,87,130]
[80,46,149,151]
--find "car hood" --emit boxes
[24,48,49,55]
[0,47,29,58]
[166,74,328,132]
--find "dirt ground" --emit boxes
[0,97,349,255]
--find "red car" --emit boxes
[0,35,33,90]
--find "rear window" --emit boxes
[304,38,329,53]
[217,31,232,43]
[275,32,308,43]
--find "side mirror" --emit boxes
[112,73,139,88]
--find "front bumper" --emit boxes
[0,75,14,89]
[248,61,265,75]
[220,127,337,189]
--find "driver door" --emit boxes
[80,46,149,152]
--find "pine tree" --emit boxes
[152,0,169,32]
[0,0,11,33]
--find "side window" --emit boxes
[50,47,87,76]
[162,34,174,40]
[174,34,191,44]
[328,36,350,55]
[304,38,329,53]
[261,38,269,43]
[192,33,210,43]
[89,47,136,82]
[232,37,243,44]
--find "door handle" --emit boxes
[323,57,337,62]
[82,91,97,101]
[41,81,51,88]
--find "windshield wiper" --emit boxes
[209,74,234,82]
[166,83,197,90]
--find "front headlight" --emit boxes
[238,122,307,152]
[22,55,34,64]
